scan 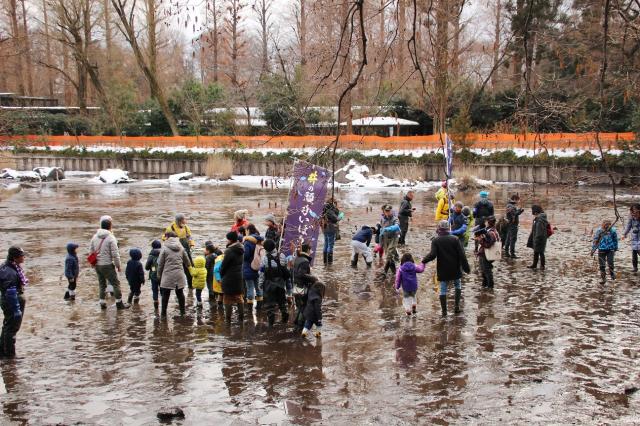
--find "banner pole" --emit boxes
[277,159,298,254]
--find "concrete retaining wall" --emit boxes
[10,154,637,184]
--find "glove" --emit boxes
[338,212,345,220]
[4,287,22,319]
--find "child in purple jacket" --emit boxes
[394,253,426,316]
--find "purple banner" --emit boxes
[281,161,330,264]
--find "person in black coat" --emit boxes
[125,248,145,305]
[422,220,470,317]
[293,243,317,329]
[0,247,28,358]
[204,241,222,305]
[220,232,245,323]
[302,281,325,338]
[398,190,415,245]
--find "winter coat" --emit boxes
[264,225,281,247]
[163,222,194,257]
[145,248,161,282]
[212,255,224,293]
[0,262,21,293]
[394,262,426,293]
[624,218,640,251]
[157,237,191,290]
[322,203,340,234]
[64,245,79,279]
[293,253,315,288]
[528,213,549,253]
[463,215,475,247]
[449,211,467,239]
[435,198,449,221]
[90,229,121,270]
[242,235,263,281]
[352,226,373,246]
[189,256,207,290]
[435,187,446,201]
[258,249,287,291]
[303,284,323,324]
[474,199,495,219]
[125,249,145,287]
[399,197,413,219]
[505,201,524,227]
[205,253,217,289]
[231,218,249,233]
[422,234,470,281]
[380,214,400,237]
[593,227,619,252]
[478,227,499,256]
[220,242,245,295]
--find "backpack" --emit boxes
[251,245,264,271]
[264,253,290,291]
[484,229,501,261]
[149,254,159,281]
[546,222,554,238]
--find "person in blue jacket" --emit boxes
[593,220,618,284]
[63,242,79,301]
[351,225,374,268]
[449,202,467,245]
[0,247,28,358]
[380,204,401,276]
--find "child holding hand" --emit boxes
[394,253,426,316]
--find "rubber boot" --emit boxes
[116,300,129,310]
[256,298,263,311]
[281,310,289,324]
[127,293,134,304]
[389,261,397,275]
[454,288,462,314]
[600,271,606,284]
[153,300,159,312]
[351,254,358,269]
[366,261,372,268]
[224,304,233,323]
[540,254,546,270]
[323,252,328,265]
[64,290,70,300]
[328,253,333,265]
[133,296,140,305]
[439,295,447,317]
[268,313,275,327]
[528,253,539,269]
[237,303,245,322]
[383,261,390,275]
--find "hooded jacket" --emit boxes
[189,256,207,290]
[474,199,495,219]
[435,197,449,221]
[322,203,341,234]
[399,196,413,218]
[258,249,287,290]
[293,253,315,288]
[90,229,121,269]
[243,235,263,280]
[422,233,470,281]
[145,248,161,282]
[125,248,145,287]
[380,214,400,237]
[395,262,426,293]
[506,201,524,226]
[64,243,79,279]
[220,242,245,295]
[529,213,549,253]
[157,237,191,289]
[212,254,224,293]
[624,217,640,251]
[593,227,619,252]
[449,210,467,238]
[0,262,21,293]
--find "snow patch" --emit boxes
[97,169,135,184]
[1,168,41,182]
[168,172,194,182]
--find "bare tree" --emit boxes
[19,0,33,94]
[41,0,54,97]
[252,0,273,76]
[5,0,25,94]
[110,0,180,136]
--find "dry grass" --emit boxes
[456,170,489,191]
[393,163,426,182]
[0,151,16,170]
[205,154,234,180]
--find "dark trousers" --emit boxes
[294,293,307,329]
[265,286,288,324]
[67,277,77,291]
[151,278,160,301]
[479,255,494,288]
[399,217,409,245]
[532,252,546,268]
[128,282,141,297]
[598,250,615,272]
[633,250,638,270]
[195,289,202,303]
[0,293,25,357]
[505,225,518,255]
[161,287,185,316]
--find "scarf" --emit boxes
[10,261,29,287]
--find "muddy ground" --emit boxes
[0,177,639,425]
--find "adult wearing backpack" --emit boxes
[243,224,264,310]
[259,239,289,326]
[473,191,495,253]
[90,216,128,310]
[527,205,549,270]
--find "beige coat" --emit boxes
[157,238,190,289]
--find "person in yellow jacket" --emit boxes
[163,213,195,288]
[434,181,448,201]
[212,254,224,308]
[435,190,455,221]
[189,256,207,308]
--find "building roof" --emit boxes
[341,116,420,126]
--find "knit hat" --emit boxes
[531,204,543,215]
[226,231,239,242]
[437,220,450,231]
[462,206,471,217]
[234,209,248,220]
[479,191,489,198]
[7,246,25,260]
[264,239,276,252]
[151,240,162,249]
[265,213,276,224]
[99,215,112,224]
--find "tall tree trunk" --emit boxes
[378,0,385,87]
[63,42,72,105]
[7,0,25,95]
[491,0,501,89]
[451,0,460,78]
[19,0,33,95]
[338,0,352,134]
[299,0,307,67]
[511,0,524,86]
[211,0,220,82]
[42,0,54,97]
[103,0,113,63]
[433,0,449,134]
[146,0,157,77]
[397,0,406,77]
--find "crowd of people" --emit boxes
[0,186,638,358]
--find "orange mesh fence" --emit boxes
[5,133,635,151]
